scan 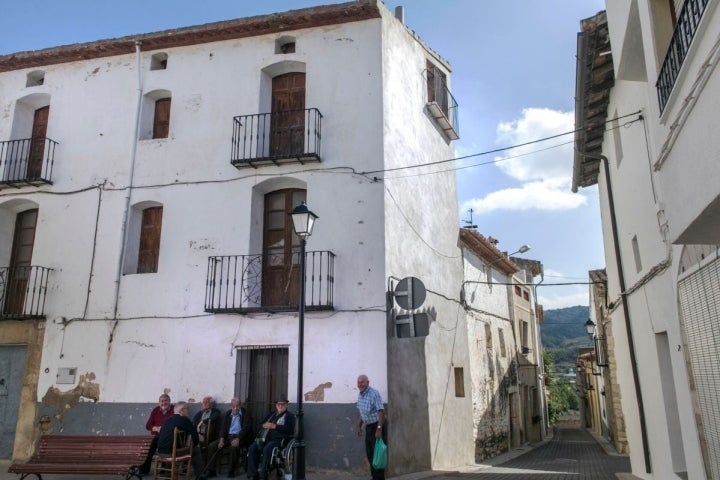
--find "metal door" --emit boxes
[0,345,28,458]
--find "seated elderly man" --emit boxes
[205,398,253,478]
[193,396,221,454]
[157,401,207,480]
[246,397,295,480]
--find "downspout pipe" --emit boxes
[581,151,651,474]
[112,40,143,321]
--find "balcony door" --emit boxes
[262,189,305,307]
[28,107,49,179]
[270,73,305,157]
[4,209,38,315]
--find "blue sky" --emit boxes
[0,0,607,309]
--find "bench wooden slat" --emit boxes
[8,434,153,478]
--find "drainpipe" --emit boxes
[112,40,143,321]
[580,151,651,473]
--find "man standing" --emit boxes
[205,398,253,478]
[247,397,296,480]
[356,374,387,480]
[157,401,207,480]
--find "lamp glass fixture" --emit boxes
[585,318,596,337]
[291,201,318,239]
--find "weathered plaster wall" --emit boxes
[379,5,469,474]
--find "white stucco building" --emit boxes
[458,229,547,460]
[0,1,471,475]
[573,2,720,478]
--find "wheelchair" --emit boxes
[266,437,296,479]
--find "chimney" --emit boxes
[395,6,404,24]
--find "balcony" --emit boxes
[205,251,334,314]
[426,81,459,141]
[0,137,57,188]
[0,266,52,320]
[656,0,709,113]
[231,108,322,168]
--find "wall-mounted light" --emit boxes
[585,318,609,369]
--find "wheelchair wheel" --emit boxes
[282,438,296,475]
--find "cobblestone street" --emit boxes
[1,427,632,480]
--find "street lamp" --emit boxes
[509,244,531,256]
[584,318,608,369]
[290,201,317,480]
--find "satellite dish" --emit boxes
[394,277,426,310]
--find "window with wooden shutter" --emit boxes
[153,98,171,139]
[137,206,163,273]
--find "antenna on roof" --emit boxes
[462,208,477,229]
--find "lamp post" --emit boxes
[290,201,317,480]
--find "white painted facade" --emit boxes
[574,2,720,478]
[0,1,469,474]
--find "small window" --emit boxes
[426,60,448,116]
[514,285,522,296]
[498,330,507,357]
[153,98,171,139]
[137,206,163,273]
[485,324,493,349]
[26,70,45,87]
[151,53,168,70]
[454,367,465,397]
[275,36,297,54]
[523,290,529,301]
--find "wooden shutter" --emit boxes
[137,207,163,273]
[153,98,171,139]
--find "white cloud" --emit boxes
[462,108,586,213]
[460,178,586,213]
[538,289,589,310]
[495,108,576,182]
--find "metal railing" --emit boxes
[205,251,334,313]
[231,108,322,167]
[0,137,57,185]
[426,74,460,140]
[656,0,709,113]
[0,266,52,319]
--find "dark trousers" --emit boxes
[139,435,159,473]
[247,439,281,479]
[207,436,248,474]
[364,421,388,480]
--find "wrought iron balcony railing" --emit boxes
[656,0,709,113]
[231,108,322,168]
[205,251,334,314]
[0,266,52,319]
[0,137,57,187]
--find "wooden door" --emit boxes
[262,189,305,307]
[4,210,38,315]
[27,107,49,179]
[153,98,171,139]
[270,73,305,157]
[137,207,163,273]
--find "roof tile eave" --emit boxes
[0,0,381,73]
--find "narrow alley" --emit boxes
[418,427,632,480]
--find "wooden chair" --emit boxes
[153,427,192,480]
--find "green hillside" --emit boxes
[541,305,593,373]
